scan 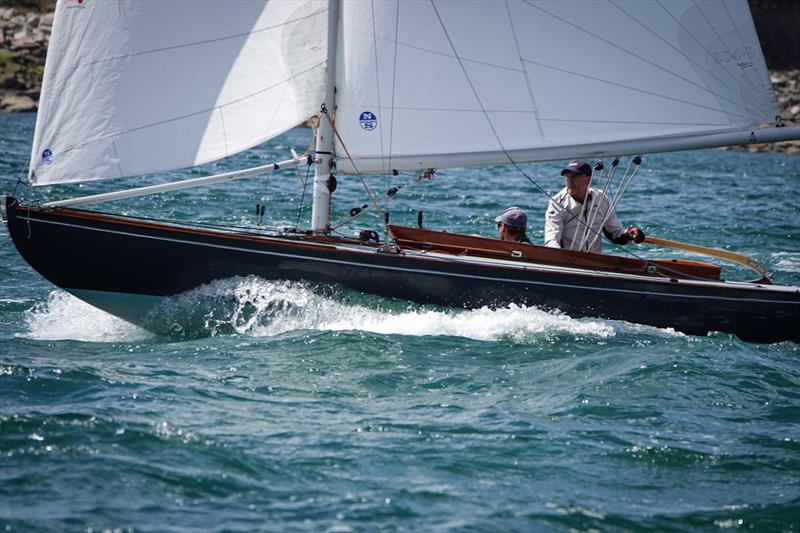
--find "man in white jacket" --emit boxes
[544,160,644,254]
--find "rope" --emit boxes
[294,159,313,230]
[567,172,593,251]
[578,160,619,251]
[328,168,433,231]
[587,158,641,251]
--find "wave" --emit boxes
[771,251,800,273]
[22,278,632,342]
[144,277,618,341]
[22,290,150,342]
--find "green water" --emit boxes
[1,112,799,531]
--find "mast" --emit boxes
[310,0,340,234]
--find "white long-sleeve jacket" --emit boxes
[544,188,626,253]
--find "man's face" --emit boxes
[565,171,591,199]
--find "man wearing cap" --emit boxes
[495,206,532,244]
[544,160,644,253]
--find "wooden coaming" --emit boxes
[388,225,722,281]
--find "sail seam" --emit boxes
[359,104,742,127]
[655,0,754,96]
[720,0,772,101]
[520,0,762,119]
[521,58,756,123]
[43,7,329,77]
[361,12,757,122]
[110,137,125,179]
[388,40,525,74]
[43,62,325,161]
[505,0,544,140]
[691,0,746,80]
[219,108,229,157]
[610,0,763,118]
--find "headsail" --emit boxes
[30,0,328,185]
[334,0,781,173]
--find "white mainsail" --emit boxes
[30,0,328,185]
[334,0,780,173]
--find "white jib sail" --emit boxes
[30,0,328,185]
[334,0,779,173]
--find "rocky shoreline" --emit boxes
[722,69,800,155]
[1,5,797,154]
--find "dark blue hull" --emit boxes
[4,196,799,342]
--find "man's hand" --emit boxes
[626,226,645,244]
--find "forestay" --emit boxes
[30,0,328,185]
[334,0,778,173]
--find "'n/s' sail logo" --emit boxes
[359,111,377,131]
[42,149,53,165]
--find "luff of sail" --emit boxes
[29,0,329,186]
[334,0,786,174]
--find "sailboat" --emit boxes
[3,0,799,342]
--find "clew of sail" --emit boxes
[334,0,782,174]
[29,0,329,186]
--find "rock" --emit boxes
[0,93,36,112]
[11,28,35,49]
[25,13,39,28]
[0,73,26,91]
[0,8,13,21]
[40,12,54,27]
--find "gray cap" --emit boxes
[560,160,592,177]
[495,206,527,230]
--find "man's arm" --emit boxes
[599,195,645,245]
[544,200,563,248]
[601,196,627,243]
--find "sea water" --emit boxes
[1,112,799,531]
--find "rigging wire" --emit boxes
[293,159,313,230]
[577,159,619,251]
[290,116,319,230]
[320,110,390,233]
[587,157,641,251]
[328,168,434,231]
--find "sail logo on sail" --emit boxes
[359,112,377,131]
[41,149,53,165]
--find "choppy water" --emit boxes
[1,112,799,531]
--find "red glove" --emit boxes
[626,226,645,244]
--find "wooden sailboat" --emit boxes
[3,0,800,342]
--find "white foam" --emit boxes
[22,290,150,342]
[772,252,800,273]
[19,279,622,343]
[153,277,617,342]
